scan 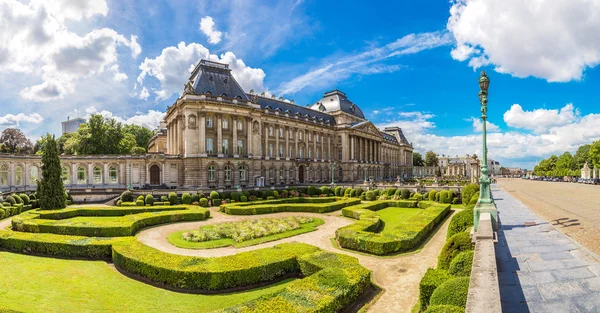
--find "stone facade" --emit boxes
[1,59,414,192]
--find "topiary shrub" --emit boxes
[344,188,352,197]
[19,194,30,205]
[12,194,23,204]
[160,195,168,202]
[438,232,474,270]
[439,190,449,204]
[199,198,209,207]
[373,189,380,197]
[168,192,178,205]
[145,194,155,206]
[423,191,430,200]
[365,191,376,201]
[136,195,145,205]
[386,188,396,196]
[120,190,134,202]
[334,186,342,196]
[213,199,222,206]
[449,250,474,277]
[191,193,200,203]
[240,195,248,202]
[231,192,241,202]
[424,305,465,313]
[447,208,474,239]
[210,191,220,200]
[356,188,365,197]
[181,193,192,205]
[319,186,330,195]
[435,192,441,202]
[468,194,479,205]
[359,193,366,201]
[116,200,123,207]
[448,190,455,204]
[5,196,16,206]
[350,189,357,197]
[461,184,479,205]
[429,277,470,308]
[135,199,144,206]
[413,192,423,201]
[307,186,319,196]
[452,198,460,204]
[401,189,410,199]
[428,190,437,201]
[419,268,452,311]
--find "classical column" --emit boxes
[350,135,355,160]
[199,113,206,154]
[313,132,317,161]
[275,126,280,159]
[285,127,289,159]
[320,133,324,161]
[216,114,223,154]
[246,117,253,156]
[264,123,269,157]
[327,135,331,161]
[294,128,299,159]
[232,115,238,156]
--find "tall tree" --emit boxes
[65,114,140,155]
[574,144,591,169]
[123,124,154,151]
[0,128,33,154]
[589,141,600,170]
[556,152,574,174]
[413,152,425,166]
[37,134,66,210]
[424,151,439,167]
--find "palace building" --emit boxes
[0,59,414,192]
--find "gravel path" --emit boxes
[498,178,600,257]
[137,206,455,313]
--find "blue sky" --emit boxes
[2,0,600,170]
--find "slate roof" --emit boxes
[310,90,365,119]
[190,60,249,100]
[253,96,336,125]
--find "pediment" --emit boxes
[354,122,381,135]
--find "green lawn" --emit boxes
[376,208,422,233]
[167,218,324,249]
[0,252,295,313]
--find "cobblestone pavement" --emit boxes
[494,185,600,313]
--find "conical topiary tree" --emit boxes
[37,134,66,210]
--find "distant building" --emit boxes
[61,117,86,134]
[147,121,167,153]
[413,154,480,183]
[487,159,501,175]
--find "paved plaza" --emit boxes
[494,185,600,312]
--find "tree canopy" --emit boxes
[413,152,425,166]
[0,128,33,154]
[37,134,66,210]
[533,146,587,177]
[425,151,439,167]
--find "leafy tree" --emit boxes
[0,128,33,154]
[574,144,591,169]
[555,152,574,175]
[37,134,66,210]
[589,140,600,170]
[425,151,439,167]
[413,152,425,166]
[123,124,154,151]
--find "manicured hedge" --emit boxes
[424,305,465,313]
[12,206,210,237]
[0,203,32,220]
[429,277,470,308]
[220,197,360,215]
[336,201,450,255]
[438,232,474,270]
[419,268,451,311]
[447,207,474,239]
[449,250,474,277]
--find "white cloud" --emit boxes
[0,113,44,126]
[0,0,140,101]
[138,87,150,100]
[447,0,600,82]
[277,31,453,95]
[199,16,223,44]
[84,106,165,130]
[137,42,266,101]
[503,103,579,133]
[470,117,500,133]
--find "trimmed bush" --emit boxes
[394,189,402,196]
[239,195,248,202]
[423,192,430,200]
[19,194,30,205]
[181,193,192,205]
[168,192,178,205]
[438,232,475,270]
[160,195,168,202]
[424,305,465,313]
[449,250,474,277]
[461,184,479,205]
[365,191,376,201]
[413,192,423,201]
[350,189,357,197]
[145,194,155,206]
[5,196,16,206]
[307,186,319,196]
[116,200,123,207]
[429,277,470,308]
[447,208,474,239]
[435,192,441,202]
[429,190,437,201]
[448,190,455,204]
[344,188,352,197]
[373,189,380,197]
[213,199,222,206]
[221,197,360,215]
[191,194,200,203]
[12,194,23,204]
[210,191,220,200]
[439,190,449,204]
[135,199,144,206]
[120,190,134,202]
[420,268,452,311]
[468,194,479,205]
[199,198,209,207]
[356,188,364,197]
[401,189,410,200]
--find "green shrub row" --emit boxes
[335,201,450,255]
[220,197,360,215]
[12,206,210,237]
[446,206,474,239]
[0,203,34,220]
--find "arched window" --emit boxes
[308,167,313,179]
[208,165,216,182]
[289,167,295,181]
[62,167,70,184]
[299,147,304,158]
[261,166,266,178]
[93,166,102,184]
[77,166,86,184]
[240,166,247,181]
[269,127,274,136]
[0,165,8,186]
[308,149,312,159]
[224,165,232,181]
[269,167,275,180]
[29,166,38,185]
[15,166,23,185]
[279,167,285,180]
[338,167,343,180]
[109,166,118,184]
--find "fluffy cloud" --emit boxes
[199,16,223,44]
[503,103,579,133]
[85,106,165,130]
[447,0,600,82]
[137,42,266,101]
[0,113,44,126]
[470,117,500,133]
[0,0,140,101]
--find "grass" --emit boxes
[0,251,295,313]
[376,208,422,233]
[167,218,324,249]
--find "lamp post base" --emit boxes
[474,201,498,232]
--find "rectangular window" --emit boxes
[289,147,293,158]
[279,128,283,137]
[206,117,213,128]
[223,119,229,129]
[237,120,243,131]
[279,146,284,158]
[237,139,243,154]
[222,139,229,154]
[269,127,273,136]
[316,149,320,159]
[308,149,312,159]
[206,138,213,154]
[269,144,273,157]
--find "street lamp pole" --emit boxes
[330,161,337,185]
[474,70,498,231]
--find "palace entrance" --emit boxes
[298,165,305,183]
[150,165,160,185]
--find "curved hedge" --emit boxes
[429,277,470,308]
[424,305,465,313]
[447,207,474,239]
[419,268,451,311]
[438,232,474,270]
[12,206,210,237]
[220,197,360,215]
[449,250,474,277]
[335,201,450,255]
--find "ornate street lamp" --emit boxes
[330,161,338,185]
[474,70,498,231]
